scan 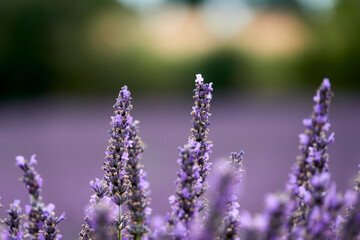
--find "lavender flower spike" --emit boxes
[340,165,360,239]
[287,78,334,229]
[126,120,151,239]
[263,193,288,240]
[16,154,45,238]
[38,205,65,240]
[4,200,23,240]
[218,152,244,240]
[103,86,133,239]
[80,178,108,240]
[167,142,202,238]
[89,199,118,240]
[190,74,213,199]
[198,152,244,240]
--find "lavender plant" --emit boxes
[2,75,360,240]
[103,86,133,239]
[190,74,213,201]
[4,200,23,240]
[15,155,64,240]
[287,78,336,232]
[197,151,244,240]
[80,178,109,240]
[0,156,64,240]
[38,204,65,240]
[167,143,202,239]
[16,155,44,238]
[216,152,244,240]
[339,166,360,239]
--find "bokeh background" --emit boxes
[0,0,360,238]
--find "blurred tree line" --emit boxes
[0,0,359,99]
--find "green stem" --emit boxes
[136,235,140,240]
[118,205,122,240]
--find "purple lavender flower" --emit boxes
[339,166,360,240]
[103,86,133,239]
[80,178,108,240]
[239,211,266,240]
[167,142,202,238]
[218,195,241,240]
[197,152,244,240]
[287,79,335,231]
[15,154,45,238]
[83,197,119,240]
[216,152,244,240]
[4,200,23,240]
[38,206,65,240]
[263,193,288,240]
[303,172,343,240]
[189,74,213,199]
[90,178,108,200]
[126,120,151,239]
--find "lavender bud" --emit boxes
[39,209,65,240]
[15,155,46,238]
[4,200,23,240]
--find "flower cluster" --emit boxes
[0,156,64,240]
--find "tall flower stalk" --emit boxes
[340,166,360,239]
[217,152,244,240]
[126,120,151,240]
[103,86,133,240]
[168,142,202,239]
[190,74,213,201]
[197,151,244,240]
[16,155,44,238]
[287,78,335,231]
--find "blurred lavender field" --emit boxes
[0,92,359,238]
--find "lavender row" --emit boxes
[1,75,360,240]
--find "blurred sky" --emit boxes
[0,0,360,238]
[1,0,360,98]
